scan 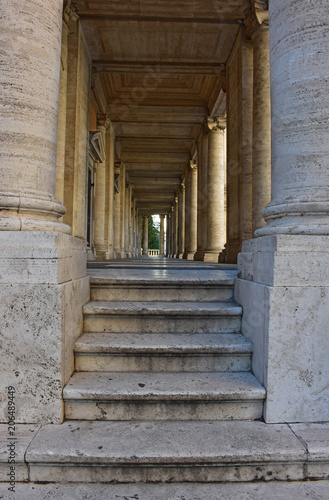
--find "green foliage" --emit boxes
[143,216,160,249]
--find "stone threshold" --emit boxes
[0,480,328,500]
[0,421,328,484]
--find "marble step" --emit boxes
[63,371,265,420]
[83,301,242,334]
[74,332,253,372]
[90,277,234,302]
[25,420,309,484]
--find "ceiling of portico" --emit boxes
[75,0,250,215]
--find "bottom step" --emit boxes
[2,481,329,500]
[25,420,314,483]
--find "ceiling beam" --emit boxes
[93,60,225,75]
[79,14,244,25]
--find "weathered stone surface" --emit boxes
[1,481,329,500]
[0,232,89,423]
[64,371,264,420]
[26,420,306,482]
[75,332,252,372]
[236,235,329,423]
[0,424,40,481]
[291,422,329,476]
[0,0,70,234]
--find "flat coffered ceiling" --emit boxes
[76,0,249,214]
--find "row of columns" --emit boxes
[1,0,328,253]
[165,8,270,263]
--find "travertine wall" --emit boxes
[64,24,91,241]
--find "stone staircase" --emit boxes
[63,267,265,422]
[9,263,329,488]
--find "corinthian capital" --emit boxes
[63,0,79,35]
[189,160,198,170]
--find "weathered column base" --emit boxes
[114,249,125,259]
[0,232,89,424]
[203,250,221,263]
[235,234,329,424]
[95,246,107,260]
[178,253,184,259]
[193,249,205,261]
[105,249,115,260]
[186,252,196,260]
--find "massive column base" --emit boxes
[235,235,329,423]
[186,252,196,260]
[203,251,221,263]
[105,249,115,260]
[0,232,89,424]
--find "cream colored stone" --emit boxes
[251,22,271,234]
[63,24,91,239]
[236,235,329,423]
[256,0,329,236]
[0,0,70,234]
[0,232,88,423]
[142,215,149,256]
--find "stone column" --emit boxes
[236,0,329,424]
[119,164,126,256]
[194,133,208,261]
[245,9,271,234]
[0,0,71,234]
[93,115,109,259]
[177,184,186,258]
[105,124,115,259]
[172,197,178,258]
[138,214,142,257]
[142,215,149,257]
[166,214,171,257]
[203,118,226,262]
[186,161,198,260]
[113,162,123,258]
[0,0,89,424]
[159,215,165,257]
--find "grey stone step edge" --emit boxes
[74,332,253,354]
[83,301,242,316]
[5,421,328,484]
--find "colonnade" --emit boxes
[1,0,329,424]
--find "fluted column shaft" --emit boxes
[0,0,70,233]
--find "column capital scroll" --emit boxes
[189,160,198,170]
[244,1,269,40]
[63,0,79,35]
[207,116,226,133]
[96,113,111,131]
